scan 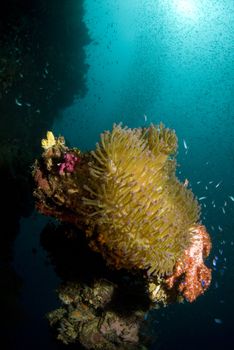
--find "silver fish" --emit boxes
[183,139,188,150]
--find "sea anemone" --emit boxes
[82,123,200,275]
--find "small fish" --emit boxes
[199,196,207,200]
[229,196,234,202]
[197,181,201,184]
[205,186,208,190]
[209,181,213,184]
[212,259,217,266]
[214,318,223,324]
[201,280,206,287]
[143,114,147,122]
[218,226,223,232]
[215,181,222,188]
[15,98,22,106]
[224,201,227,206]
[222,207,226,214]
[183,139,188,150]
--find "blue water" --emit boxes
[1,0,233,349]
[54,1,234,348]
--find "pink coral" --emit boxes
[59,152,80,175]
[165,225,212,302]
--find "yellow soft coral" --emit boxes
[82,124,200,276]
[41,131,56,150]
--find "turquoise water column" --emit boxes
[53,0,233,178]
[52,2,233,346]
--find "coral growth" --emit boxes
[82,123,200,276]
[33,124,211,305]
[165,225,212,302]
[58,152,81,175]
[47,279,147,350]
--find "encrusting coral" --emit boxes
[32,123,211,304]
[47,279,148,349]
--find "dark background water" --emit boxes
[0,0,233,349]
